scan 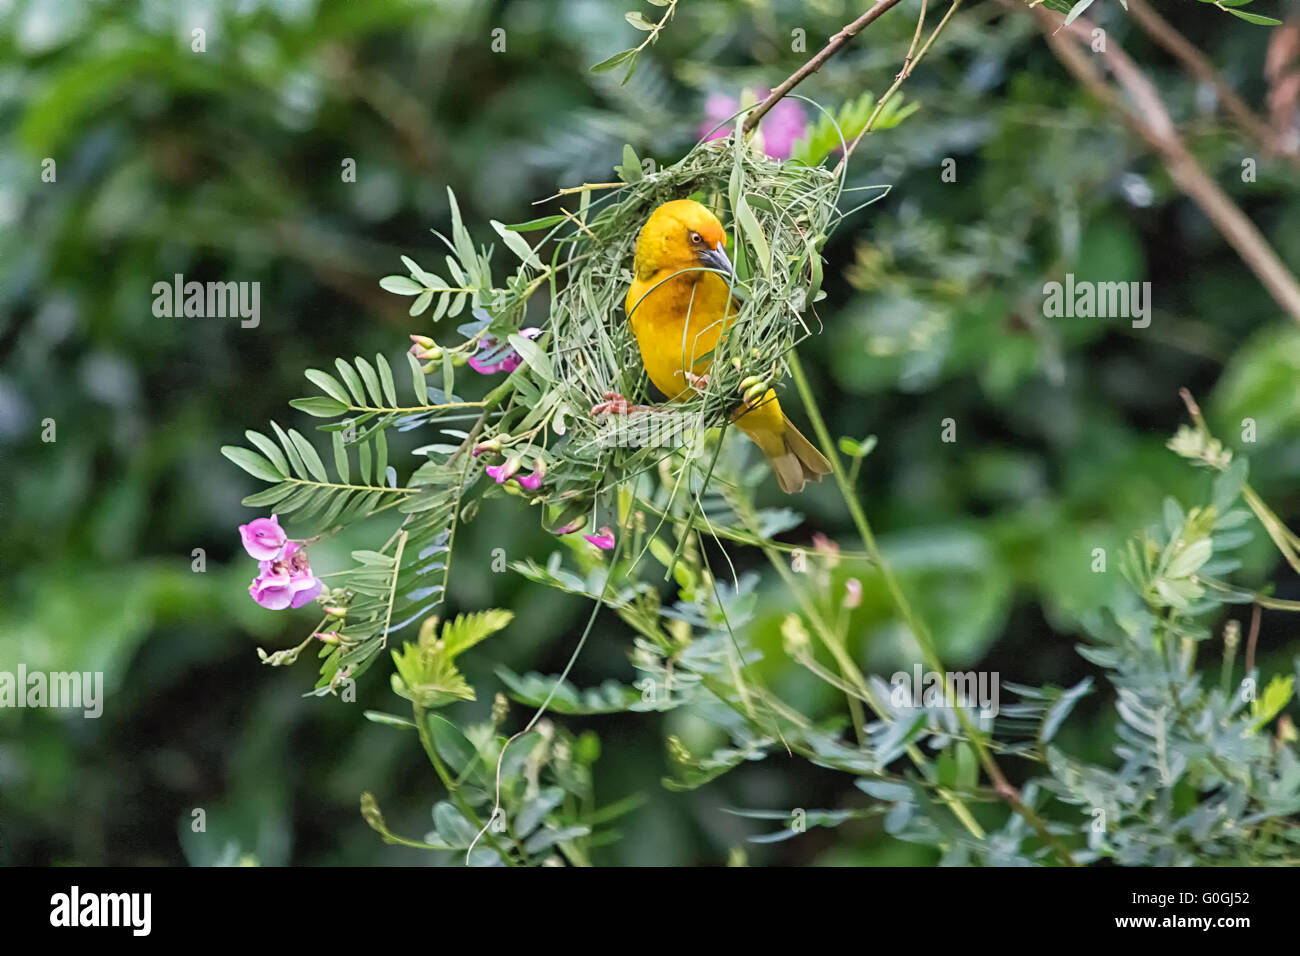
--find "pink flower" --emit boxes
[486,457,542,491]
[583,526,616,550]
[249,541,322,610]
[811,532,840,557]
[844,578,863,609]
[239,514,287,561]
[555,517,587,536]
[701,89,808,160]
[467,327,541,375]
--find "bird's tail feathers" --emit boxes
[767,415,832,494]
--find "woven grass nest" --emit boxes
[475,128,851,526]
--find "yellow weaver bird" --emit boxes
[593,198,831,494]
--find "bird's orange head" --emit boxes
[633,199,732,280]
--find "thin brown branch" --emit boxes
[1246,601,1261,675]
[1126,0,1290,162]
[1024,2,1300,322]
[742,0,910,134]
[839,0,962,168]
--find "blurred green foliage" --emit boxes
[2,0,1298,865]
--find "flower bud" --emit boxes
[472,437,504,458]
[491,692,510,727]
[780,613,810,655]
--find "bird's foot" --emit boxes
[684,371,710,393]
[590,392,652,417]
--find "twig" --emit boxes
[1024,2,1300,322]
[1246,601,1261,675]
[1125,0,1296,168]
[788,353,1078,866]
[839,0,963,168]
[742,0,911,134]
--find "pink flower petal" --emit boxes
[468,327,542,376]
[290,577,323,608]
[250,575,294,610]
[583,526,616,550]
[239,515,287,561]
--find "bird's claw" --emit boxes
[684,371,710,393]
[591,392,649,417]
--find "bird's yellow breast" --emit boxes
[626,271,735,401]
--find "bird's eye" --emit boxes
[689,231,703,244]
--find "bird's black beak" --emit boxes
[699,243,733,276]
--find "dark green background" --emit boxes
[2,0,1297,865]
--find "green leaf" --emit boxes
[624,10,655,30]
[362,710,416,730]
[441,349,455,397]
[221,446,286,483]
[734,195,770,277]
[407,350,429,404]
[955,742,977,790]
[331,430,350,483]
[1212,457,1249,512]
[354,356,383,406]
[334,359,367,404]
[432,801,477,848]
[1039,678,1093,744]
[400,255,438,286]
[1223,8,1281,25]
[427,714,480,776]
[305,369,352,405]
[1248,675,1295,734]
[376,354,398,407]
[410,289,433,316]
[508,332,554,380]
[288,430,329,483]
[842,434,877,458]
[244,430,290,475]
[441,609,514,658]
[1166,538,1212,578]
[491,219,542,269]
[352,549,396,567]
[648,536,676,569]
[589,49,635,74]
[374,428,389,485]
[505,215,567,232]
[523,825,589,854]
[445,187,479,289]
[515,787,565,838]
[615,144,642,183]
[496,667,644,715]
[380,275,423,295]
[270,420,307,476]
[1062,0,1096,26]
[289,396,348,417]
[241,482,295,508]
[359,440,371,483]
